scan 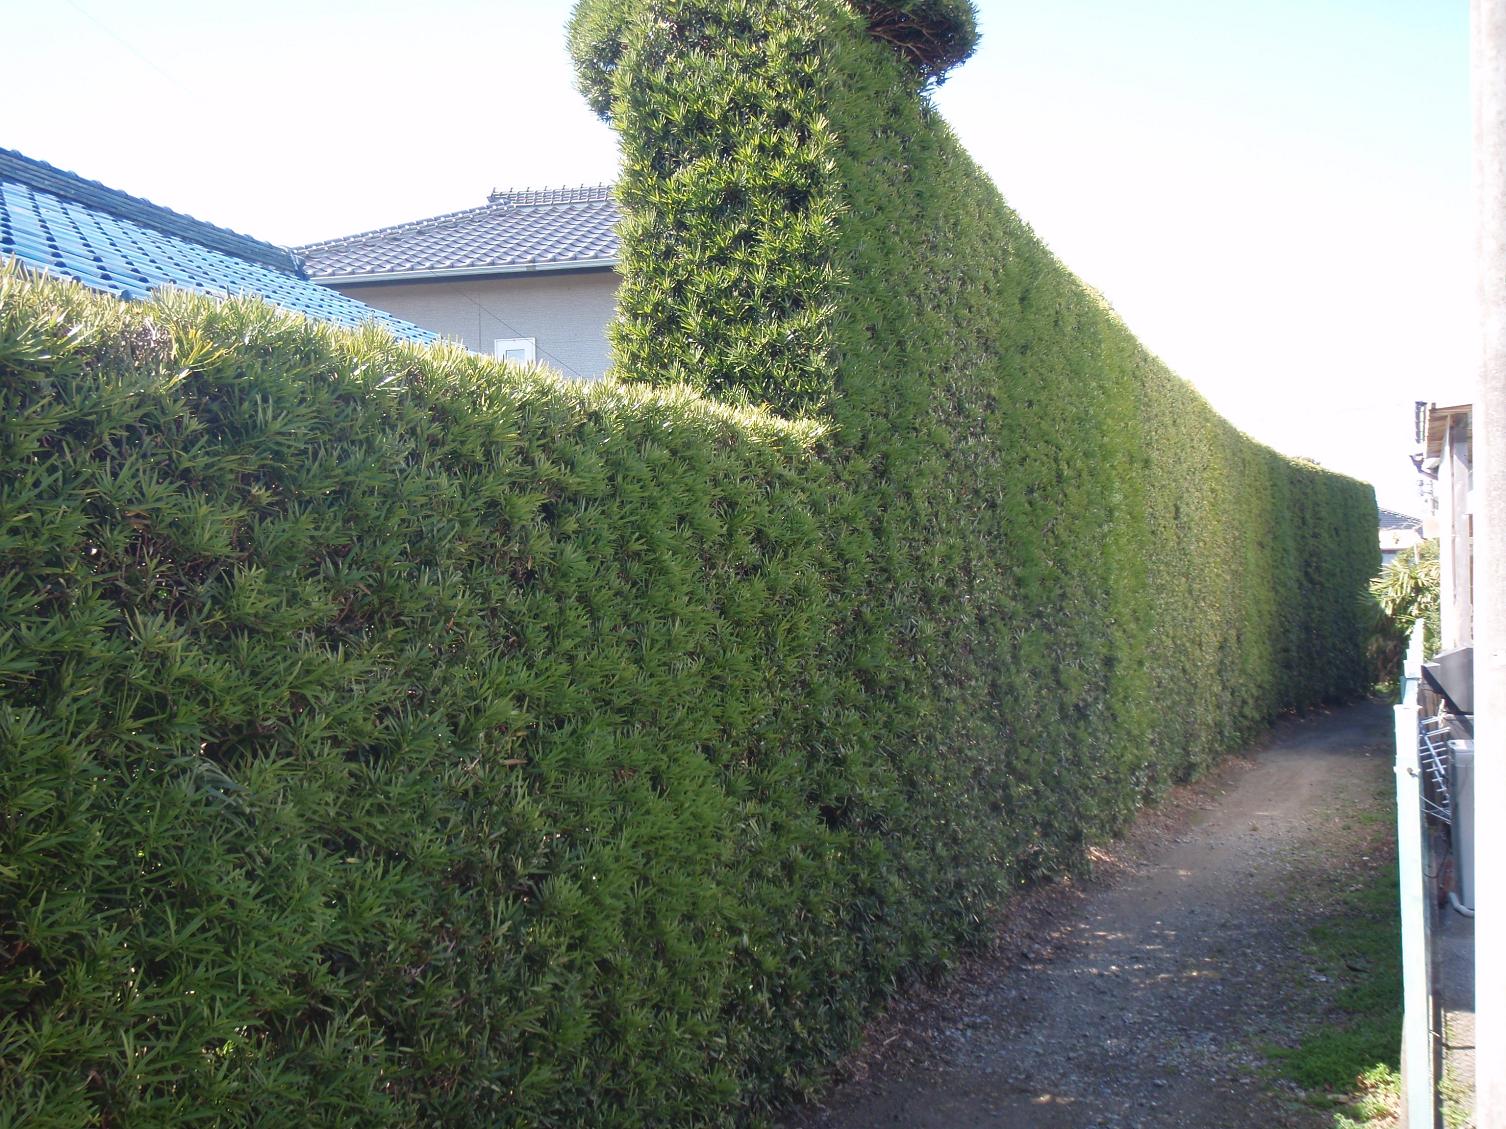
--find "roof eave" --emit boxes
[1422,402,1473,462]
[310,257,621,286]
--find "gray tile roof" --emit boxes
[296,186,620,281]
[0,147,437,345]
[1379,508,1423,532]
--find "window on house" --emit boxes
[495,337,537,365]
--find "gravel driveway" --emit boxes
[782,702,1395,1129]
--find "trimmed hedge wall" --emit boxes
[601,0,1375,846]
[0,275,856,1126]
[595,0,1377,1104]
[2,2,1375,1125]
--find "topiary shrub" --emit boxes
[569,0,977,120]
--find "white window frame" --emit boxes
[494,337,537,365]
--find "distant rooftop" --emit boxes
[297,185,620,283]
[1379,508,1423,532]
[0,147,436,344]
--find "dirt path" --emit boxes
[783,702,1395,1129]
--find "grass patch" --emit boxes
[1332,1065,1401,1128]
[1270,857,1401,1123]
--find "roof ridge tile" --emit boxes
[487,184,615,207]
[296,201,498,253]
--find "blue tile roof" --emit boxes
[0,148,437,345]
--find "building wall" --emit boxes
[1380,527,1423,566]
[335,269,619,379]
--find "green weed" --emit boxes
[1270,860,1401,1123]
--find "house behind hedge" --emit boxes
[298,185,620,378]
[0,146,434,345]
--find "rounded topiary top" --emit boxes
[567,0,978,119]
[567,0,637,119]
[851,1,978,82]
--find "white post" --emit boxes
[1396,623,1434,1129]
[1473,0,1506,1122]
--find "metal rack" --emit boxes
[1418,711,1454,825]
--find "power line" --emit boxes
[451,288,592,380]
[62,0,188,93]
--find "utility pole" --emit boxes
[1473,0,1506,1123]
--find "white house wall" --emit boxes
[1439,416,1475,649]
[334,270,619,379]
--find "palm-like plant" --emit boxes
[1369,539,1441,669]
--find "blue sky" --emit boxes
[1,0,1470,512]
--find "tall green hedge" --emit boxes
[2,1,1376,1124]
[598,0,1375,870]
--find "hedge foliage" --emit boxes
[602,0,1376,1104]
[2,1,1376,1125]
[0,272,845,1126]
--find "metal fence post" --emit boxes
[1396,621,1434,1129]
